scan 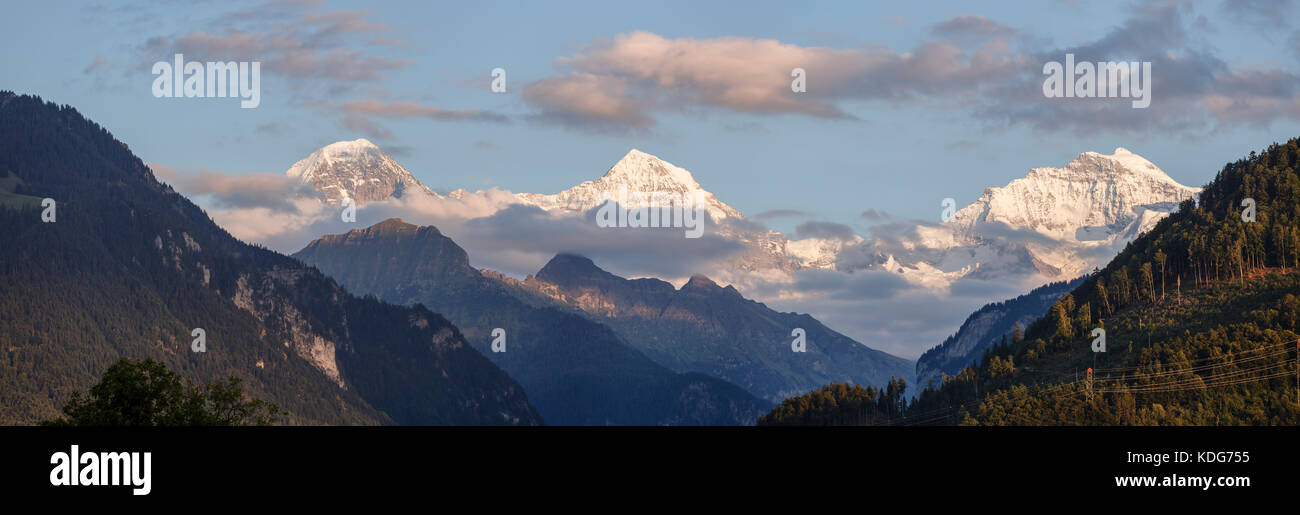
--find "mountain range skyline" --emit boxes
[9,0,1300,241]
[156,135,1197,360]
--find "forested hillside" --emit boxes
[916,277,1084,390]
[757,380,909,426]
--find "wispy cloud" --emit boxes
[82,54,109,75]
[930,14,1018,44]
[522,73,655,134]
[795,220,858,240]
[753,209,808,220]
[1219,0,1295,29]
[520,2,1300,136]
[979,0,1300,133]
[859,208,892,222]
[520,28,1019,132]
[320,100,509,139]
[149,163,313,212]
[136,3,410,94]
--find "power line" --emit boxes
[1089,339,1295,373]
[1099,370,1296,394]
[1097,362,1293,393]
[1092,346,1293,382]
[896,338,1299,424]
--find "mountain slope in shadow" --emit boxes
[0,92,540,425]
[294,219,772,425]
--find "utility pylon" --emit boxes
[1086,367,1094,402]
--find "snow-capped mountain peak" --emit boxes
[517,148,743,221]
[813,147,1199,287]
[948,147,1199,243]
[286,138,438,205]
[1087,147,1163,177]
[600,148,706,192]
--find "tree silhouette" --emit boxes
[42,358,280,426]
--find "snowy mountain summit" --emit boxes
[948,148,1198,245]
[510,147,1196,287]
[517,149,743,222]
[830,147,1201,286]
[278,140,1195,291]
[285,138,438,205]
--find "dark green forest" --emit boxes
[757,379,909,426]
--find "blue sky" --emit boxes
[3,0,1300,237]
